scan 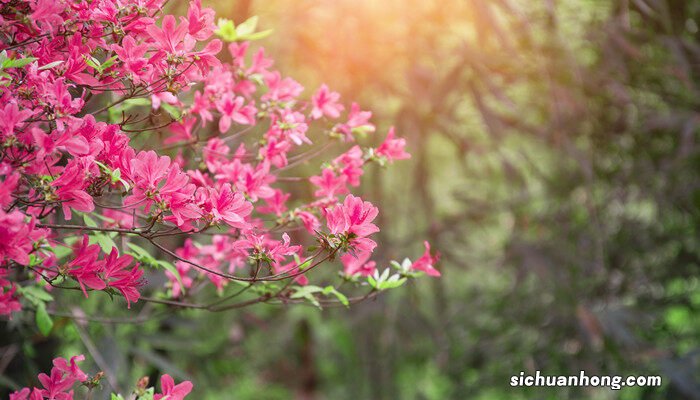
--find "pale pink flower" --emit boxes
[376,127,410,161]
[311,84,343,119]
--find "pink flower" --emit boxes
[334,146,364,187]
[341,249,376,277]
[37,368,74,400]
[125,151,172,209]
[0,285,21,317]
[0,210,41,266]
[296,211,320,234]
[29,0,64,32]
[0,170,19,208]
[103,248,143,308]
[324,195,379,253]
[186,0,216,40]
[159,167,202,229]
[112,36,152,84]
[228,42,250,69]
[128,150,171,185]
[216,94,256,132]
[154,374,193,400]
[262,72,303,103]
[49,79,84,116]
[259,138,291,168]
[151,92,179,111]
[202,138,230,173]
[337,102,375,141]
[125,151,201,229]
[51,158,96,220]
[274,109,310,145]
[240,233,301,266]
[0,102,33,138]
[310,84,344,119]
[324,204,349,235]
[236,161,276,201]
[342,194,380,237]
[52,355,88,383]
[67,236,106,297]
[165,117,197,145]
[310,168,348,199]
[207,184,253,228]
[10,387,43,400]
[258,189,290,216]
[376,127,410,161]
[191,91,213,123]
[102,209,135,229]
[411,241,441,277]
[147,15,190,54]
[11,355,87,400]
[247,47,273,75]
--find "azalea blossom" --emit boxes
[216,94,257,132]
[154,374,193,400]
[310,168,349,199]
[411,241,441,277]
[376,127,411,161]
[311,84,344,119]
[325,195,380,253]
[341,249,377,277]
[0,0,429,393]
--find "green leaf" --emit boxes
[50,244,73,260]
[216,18,238,41]
[84,55,101,71]
[111,394,126,400]
[216,16,272,42]
[291,285,323,308]
[83,214,99,228]
[324,286,349,307]
[242,29,273,41]
[101,55,118,71]
[118,177,131,192]
[137,388,154,400]
[0,51,8,68]
[157,260,185,295]
[123,97,151,107]
[91,233,117,253]
[38,60,64,71]
[35,304,53,336]
[352,125,374,137]
[293,253,313,271]
[235,16,259,37]
[368,275,377,289]
[110,168,121,183]
[21,286,54,304]
[108,97,151,122]
[160,102,182,120]
[2,56,37,69]
[127,243,155,262]
[291,285,323,298]
[379,277,407,290]
[7,57,37,68]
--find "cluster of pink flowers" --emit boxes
[10,354,192,400]
[68,236,143,307]
[10,355,88,400]
[0,0,441,387]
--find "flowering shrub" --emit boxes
[9,355,191,400]
[0,0,439,396]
